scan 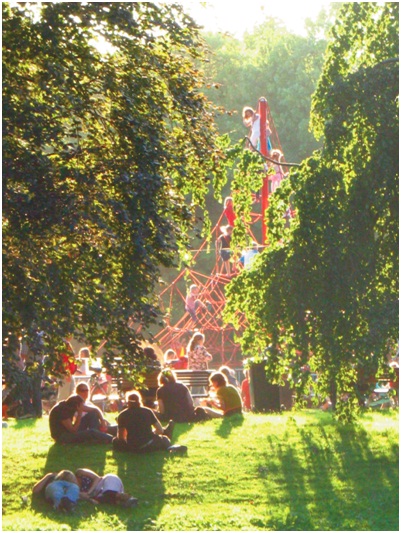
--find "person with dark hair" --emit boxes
[200,372,243,418]
[113,391,186,454]
[75,382,117,436]
[49,394,113,444]
[75,468,138,507]
[216,225,233,275]
[157,369,194,422]
[219,365,239,389]
[140,346,162,408]
[32,470,80,512]
[156,369,209,423]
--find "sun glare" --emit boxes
[177,1,333,37]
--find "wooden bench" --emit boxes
[175,370,212,397]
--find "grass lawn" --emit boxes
[2,409,399,531]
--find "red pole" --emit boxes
[258,97,269,245]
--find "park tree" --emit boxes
[224,2,399,419]
[201,9,337,162]
[2,2,227,385]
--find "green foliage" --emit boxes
[2,411,399,531]
[201,9,338,162]
[224,3,398,420]
[2,3,229,375]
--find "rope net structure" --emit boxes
[154,98,288,367]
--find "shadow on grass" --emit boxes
[215,413,245,439]
[33,420,195,530]
[12,417,39,430]
[256,417,399,531]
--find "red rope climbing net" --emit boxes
[154,98,290,367]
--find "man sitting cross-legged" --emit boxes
[113,391,187,454]
[49,394,113,444]
[75,382,117,436]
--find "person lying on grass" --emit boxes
[32,470,80,512]
[74,468,137,507]
[112,391,187,454]
[200,371,243,418]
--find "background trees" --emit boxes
[224,2,399,418]
[2,2,226,378]
[200,7,340,164]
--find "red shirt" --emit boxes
[241,378,251,410]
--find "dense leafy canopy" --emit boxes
[2,2,227,380]
[224,2,399,419]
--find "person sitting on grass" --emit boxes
[200,372,243,418]
[113,391,187,454]
[49,394,113,445]
[74,468,137,507]
[32,470,80,512]
[156,369,209,423]
[75,382,117,436]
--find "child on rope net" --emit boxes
[185,284,208,324]
[216,225,233,276]
[242,106,272,153]
[269,149,287,193]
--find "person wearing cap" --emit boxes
[112,391,178,453]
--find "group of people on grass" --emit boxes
[39,334,244,513]
[48,364,244,450]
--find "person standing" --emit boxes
[216,225,233,275]
[242,106,272,153]
[186,332,212,371]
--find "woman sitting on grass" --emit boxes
[74,468,137,507]
[200,372,243,418]
[32,470,80,512]
[156,369,209,422]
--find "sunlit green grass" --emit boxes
[2,409,399,531]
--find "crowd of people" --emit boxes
[17,332,249,514]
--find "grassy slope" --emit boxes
[2,410,399,531]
